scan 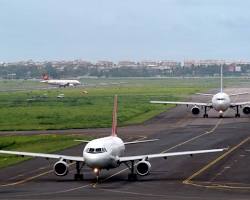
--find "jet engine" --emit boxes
[243,106,250,114]
[136,161,151,176]
[191,106,200,115]
[69,83,74,87]
[53,160,69,176]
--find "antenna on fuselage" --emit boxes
[220,64,223,93]
[111,95,118,137]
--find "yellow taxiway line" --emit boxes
[183,136,250,189]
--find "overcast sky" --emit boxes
[0,0,249,62]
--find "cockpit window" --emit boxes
[217,98,225,101]
[88,148,95,153]
[96,148,102,153]
[86,148,107,153]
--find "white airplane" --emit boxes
[151,66,250,118]
[0,96,226,181]
[41,74,81,87]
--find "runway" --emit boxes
[0,87,250,200]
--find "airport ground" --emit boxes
[0,87,250,200]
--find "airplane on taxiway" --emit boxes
[0,96,226,181]
[41,74,81,87]
[150,66,250,118]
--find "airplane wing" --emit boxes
[124,139,158,145]
[150,101,210,106]
[231,101,250,106]
[0,150,84,162]
[119,148,226,162]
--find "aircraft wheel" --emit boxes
[74,174,84,181]
[235,114,240,118]
[128,173,137,181]
[203,114,208,118]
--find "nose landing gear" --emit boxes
[93,168,100,182]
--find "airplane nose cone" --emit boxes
[216,101,228,112]
[84,153,110,168]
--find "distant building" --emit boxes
[118,61,137,68]
[184,59,250,68]
[140,60,158,67]
[96,61,114,69]
[159,60,181,69]
[183,60,199,68]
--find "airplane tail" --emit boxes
[111,95,118,137]
[220,65,223,93]
[42,74,49,80]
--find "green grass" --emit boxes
[0,134,92,168]
[0,77,249,131]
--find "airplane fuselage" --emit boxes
[83,136,125,169]
[211,92,231,115]
[41,80,81,87]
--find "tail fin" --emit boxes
[42,74,49,80]
[111,95,118,137]
[220,65,223,93]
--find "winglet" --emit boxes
[111,95,118,137]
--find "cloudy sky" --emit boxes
[0,0,249,61]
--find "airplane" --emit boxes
[150,66,250,118]
[41,74,81,87]
[0,96,226,181]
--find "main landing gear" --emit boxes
[203,106,208,118]
[235,105,240,118]
[74,161,84,181]
[125,161,137,181]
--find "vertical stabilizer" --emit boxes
[42,74,49,80]
[111,95,118,136]
[220,65,223,93]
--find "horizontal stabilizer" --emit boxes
[74,140,91,143]
[124,139,158,145]
[229,92,249,96]
[196,93,214,96]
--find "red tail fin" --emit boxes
[111,95,118,137]
[42,74,49,80]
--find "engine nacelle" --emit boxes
[191,106,200,115]
[136,161,151,176]
[243,106,250,114]
[53,160,69,176]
